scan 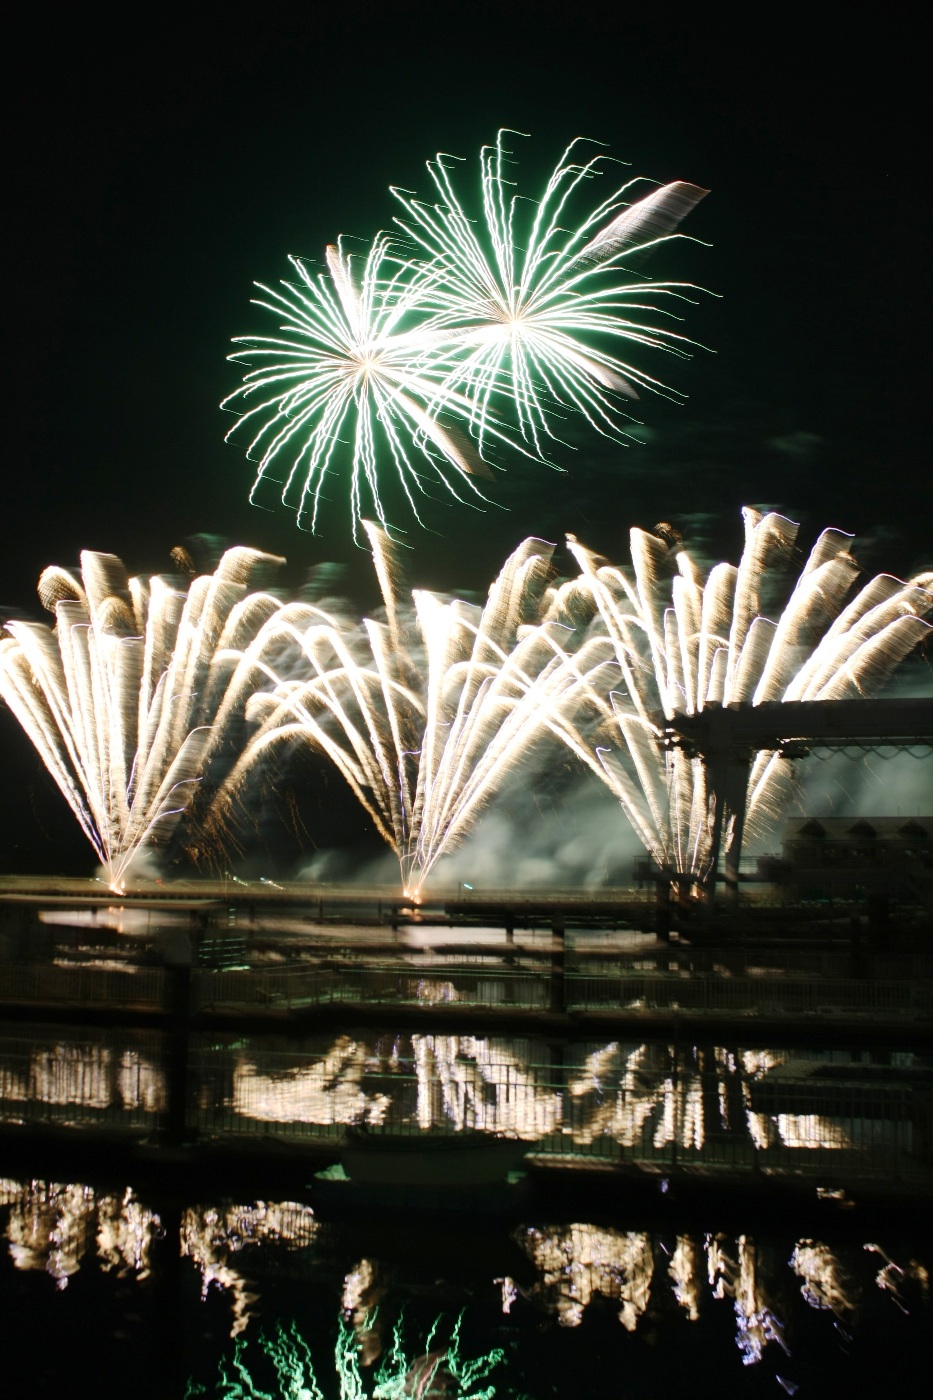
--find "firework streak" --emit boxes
[224,131,707,537]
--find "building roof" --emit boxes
[783,817,933,840]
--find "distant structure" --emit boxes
[664,697,933,901]
[778,816,933,917]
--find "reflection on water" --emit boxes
[707,1234,787,1366]
[210,1033,925,1182]
[2,1025,927,1185]
[181,1201,318,1337]
[185,1313,507,1400]
[515,1224,653,1330]
[343,1258,388,1365]
[0,1174,930,1395]
[0,1178,159,1287]
[791,1239,859,1318]
[0,1029,166,1126]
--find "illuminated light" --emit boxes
[343,1258,387,1367]
[2,1179,95,1287]
[392,131,708,464]
[518,1223,654,1330]
[225,132,707,538]
[791,1240,859,1317]
[776,1114,850,1150]
[669,1235,701,1320]
[224,232,528,541]
[570,509,933,883]
[231,1037,391,1128]
[707,1234,788,1366]
[0,1178,158,1289]
[181,1200,318,1339]
[208,528,613,896]
[96,1187,160,1279]
[0,546,287,889]
[193,1313,506,1398]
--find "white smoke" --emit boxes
[297,771,644,892]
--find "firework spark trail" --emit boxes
[0,547,290,891]
[190,1313,505,1399]
[209,524,613,894]
[223,235,528,542]
[225,133,706,537]
[391,130,708,459]
[569,509,933,882]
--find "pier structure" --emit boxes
[661,696,933,902]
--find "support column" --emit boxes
[705,746,753,906]
[550,914,565,1012]
[159,930,193,1147]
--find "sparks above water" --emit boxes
[570,509,933,884]
[223,131,706,538]
[0,547,287,891]
[2,514,929,894]
[208,524,610,896]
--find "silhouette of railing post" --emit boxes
[159,931,193,1146]
[550,914,565,1012]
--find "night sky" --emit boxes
[2,3,929,873]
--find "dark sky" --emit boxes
[2,2,929,870]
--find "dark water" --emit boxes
[1,914,931,1395]
[0,1170,929,1399]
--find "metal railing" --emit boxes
[0,1028,166,1133]
[0,1021,928,1186]
[1,956,931,1022]
[185,1039,928,1182]
[191,964,554,1012]
[566,974,933,1017]
[0,962,166,1008]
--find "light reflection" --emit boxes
[342,1257,387,1366]
[217,1033,915,1172]
[776,1114,851,1150]
[518,1223,654,1330]
[0,1044,165,1117]
[0,1026,919,1186]
[707,1234,788,1366]
[181,1200,318,1337]
[195,1312,506,1398]
[863,1242,930,1315]
[669,1234,701,1320]
[0,1178,159,1288]
[791,1240,859,1318]
[232,1036,391,1127]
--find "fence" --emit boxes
[191,964,933,1019]
[0,1019,927,1185]
[185,1037,927,1182]
[565,974,933,1018]
[0,962,166,1009]
[0,1027,166,1133]
[2,956,932,1021]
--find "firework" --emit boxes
[569,509,933,885]
[192,1313,505,1399]
[209,524,610,894]
[224,133,706,537]
[392,129,708,459]
[0,547,288,890]
[223,235,519,541]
